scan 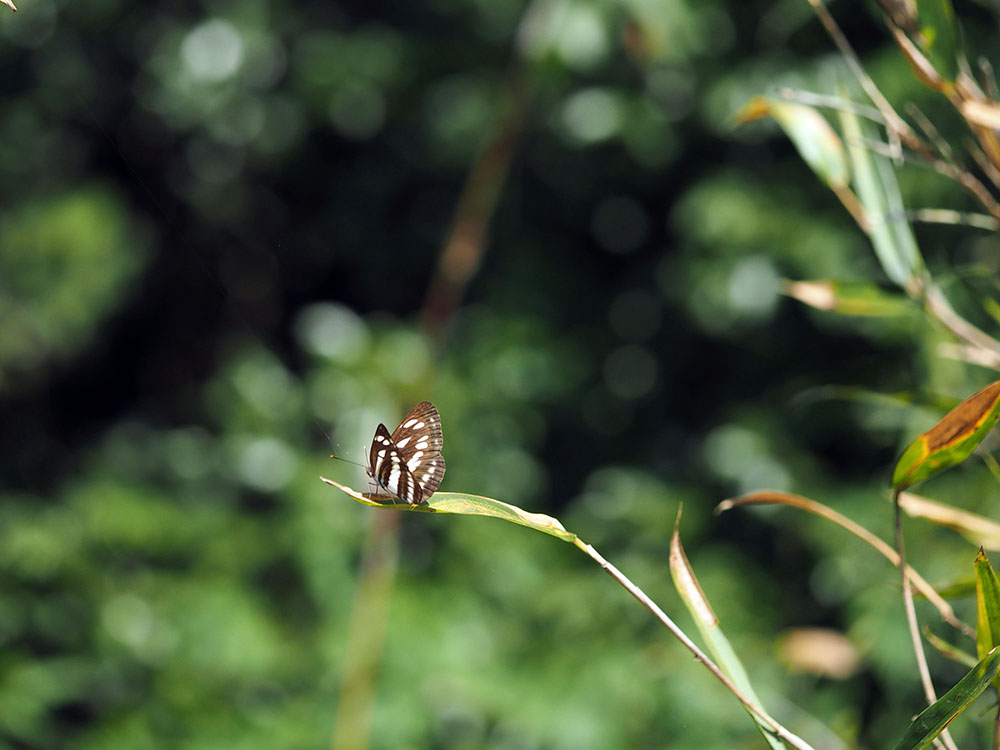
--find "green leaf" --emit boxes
[914,0,961,83]
[320,477,578,542]
[669,510,786,750]
[975,549,1000,661]
[838,100,924,288]
[924,627,978,669]
[890,647,1000,750]
[737,96,849,189]
[892,380,1000,490]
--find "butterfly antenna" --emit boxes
[329,453,368,470]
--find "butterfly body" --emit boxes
[367,401,445,504]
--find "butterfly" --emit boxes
[367,400,446,504]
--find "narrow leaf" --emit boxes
[891,380,1000,490]
[737,96,849,188]
[890,647,1000,750]
[899,492,1000,550]
[670,510,786,750]
[974,549,1000,660]
[924,627,978,668]
[914,0,961,83]
[839,100,924,287]
[320,477,577,542]
[782,279,912,317]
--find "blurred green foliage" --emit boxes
[3,0,1000,748]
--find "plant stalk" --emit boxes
[893,490,959,750]
[573,538,818,750]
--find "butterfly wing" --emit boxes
[368,423,422,504]
[389,401,446,501]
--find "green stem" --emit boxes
[573,538,817,750]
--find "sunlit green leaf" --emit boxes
[839,101,924,287]
[975,549,1000,661]
[890,647,1000,750]
[320,477,577,542]
[669,510,786,750]
[737,96,849,188]
[892,380,1000,490]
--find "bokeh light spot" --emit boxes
[295,303,371,364]
[182,19,245,82]
[562,88,622,143]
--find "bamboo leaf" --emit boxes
[669,510,786,750]
[838,100,924,287]
[320,477,578,542]
[891,380,1000,490]
[914,0,961,83]
[974,549,1000,660]
[890,647,1000,750]
[782,279,912,317]
[737,96,849,189]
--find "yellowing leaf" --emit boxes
[892,380,1000,490]
[782,279,912,317]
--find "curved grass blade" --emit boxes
[900,492,1000,550]
[924,627,977,669]
[892,380,1000,491]
[718,490,972,637]
[782,279,912,317]
[890,647,1000,750]
[320,477,577,542]
[670,509,786,750]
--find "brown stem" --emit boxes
[924,284,1000,370]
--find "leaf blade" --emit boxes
[320,477,578,542]
[974,549,1000,661]
[669,510,786,750]
[890,647,1000,750]
[892,380,1000,490]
